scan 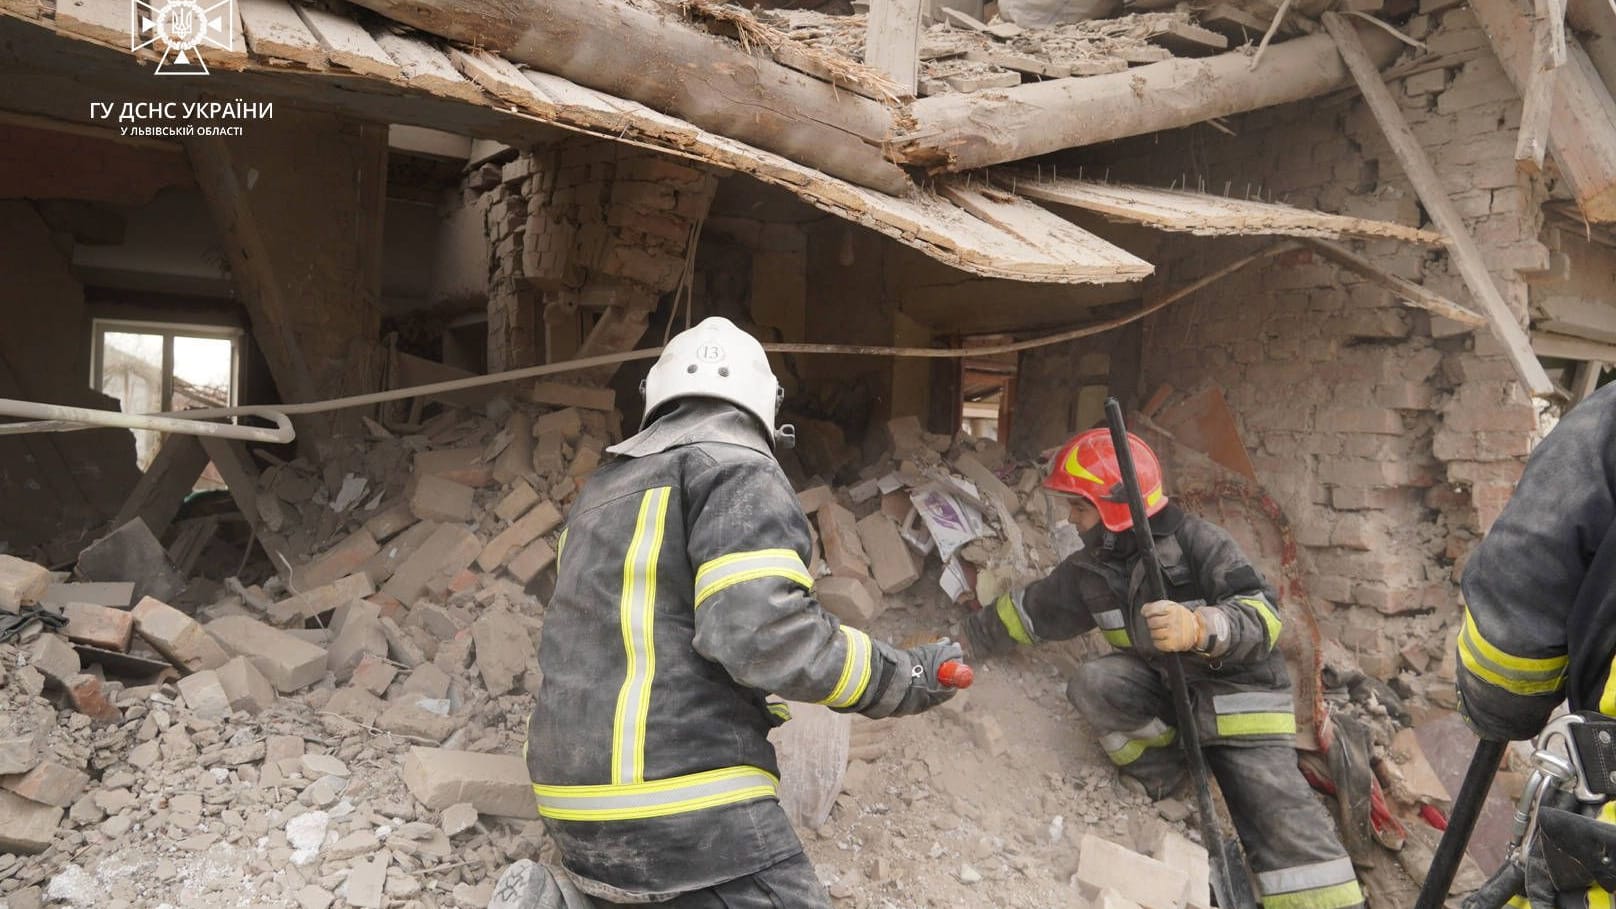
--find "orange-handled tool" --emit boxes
[937,660,974,689]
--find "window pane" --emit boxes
[171,336,234,410]
[100,331,165,469]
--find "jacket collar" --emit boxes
[605,398,774,460]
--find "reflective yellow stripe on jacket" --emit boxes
[1458,607,1568,697]
[533,765,780,822]
[693,548,813,608]
[1095,608,1131,648]
[819,625,874,709]
[611,487,671,786]
[1239,596,1283,651]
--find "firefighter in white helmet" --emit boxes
[496,317,961,908]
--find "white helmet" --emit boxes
[640,317,794,447]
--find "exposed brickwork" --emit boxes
[1020,9,1549,683]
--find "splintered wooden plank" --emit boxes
[1302,238,1487,327]
[1011,176,1447,245]
[238,0,327,66]
[0,0,42,20]
[1196,3,1270,41]
[939,181,1154,281]
[965,49,1074,77]
[449,48,543,108]
[296,4,400,78]
[370,29,486,103]
[864,0,924,94]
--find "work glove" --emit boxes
[1141,600,1207,653]
[868,640,963,718]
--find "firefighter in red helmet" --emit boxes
[961,429,1365,909]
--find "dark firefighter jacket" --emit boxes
[1457,384,1616,743]
[965,505,1296,747]
[525,400,909,902]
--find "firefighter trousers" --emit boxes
[1068,653,1366,909]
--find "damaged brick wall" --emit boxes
[1031,6,1548,687]
[475,138,719,375]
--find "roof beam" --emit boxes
[892,29,1400,173]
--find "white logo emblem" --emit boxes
[133,0,235,75]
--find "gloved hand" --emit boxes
[868,640,963,718]
[1141,600,1207,653]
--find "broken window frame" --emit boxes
[89,318,244,471]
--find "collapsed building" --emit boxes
[1,0,1615,904]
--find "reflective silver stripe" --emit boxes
[533,766,780,822]
[611,487,670,785]
[819,625,873,709]
[1213,691,1294,714]
[694,549,812,608]
[1095,609,1127,631]
[1259,857,1358,895]
[1099,731,1131,753]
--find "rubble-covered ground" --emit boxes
[0,393,1457,909]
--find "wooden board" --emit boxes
[1150,20,1231,55]
[864,0,924,95]
[296,3,400,77]
[54,0,133,48]
[238,0,327,66]
[369,28,486,103]
[112,432,210,539]
[1011,176,1447,245]
[966,49,1075,77]
[939,181,1153,280]
[1156,387,1257,481]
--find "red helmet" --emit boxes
[1044,429,1168,532]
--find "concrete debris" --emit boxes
[39,581,135,609]
[0,555,51,612]
[207,615,329,692]
[59,602,134,652]
[73,519,185,604]
[1076,833,1191,909]
[0,789,63,854]
[401,747,535,818]
[132,595,230,673]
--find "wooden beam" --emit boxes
[112,433,210,538]
[1571,359,1605,402]
[1515,2,1560,173]
[185,108,387,444]
[344,0,911,194]
[938,181,1154,281]
[895,29,1400,172]
[1472,0,1616,221]
[1324,13,1555,398]
[864,0,924,96]
[1302,239,1489,327]
[1533,330,1616,361]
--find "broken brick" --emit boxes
[132,596,229,673]
[290,529,381,594]
[350,654,398,697]
[29,633,80,685]
[815,577,881,626]
[817,503,871,580]
[61,602,135,651]
[471,611,529,696]
[326,686,387,726]
[362,521,441,587]
[206,615,328,693]
[328,610,388,683]
[176,669,232,721]
[797,485,833,515]
[64,674,120,724]
[493,481,541,524]
[533,407,582,441]
[1076,834,1190,909]
[477,501,562,571]
[413,447,495,487]
[0,554,50,612]
[271,573,375,626]
[410,475,475,523]
[377,703,457,742]
[506,539,556,585]
[0,789,63,854]
[1155,830,1211,909]
[401,747,536,818]
[1,760,89,808]
[382,525,481,604]
[40,581,133,609]
[362,501,419,542]
[216,656,276,714]
[855,512,920,594]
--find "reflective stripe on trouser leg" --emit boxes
[1258,857,1364,909]
[1099,718,1177,766]
[1213,691,1297,738]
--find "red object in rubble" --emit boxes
[937,660,974,689]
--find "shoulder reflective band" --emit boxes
[818,625,873,709]
[1458,607,1568,697]
[533,765,780,822]
[1236,596,1282,650]
[1095,608,1132,648]
[1099,718,1177,766]
[611,487,671,786]
[995,592,1037,645]
[694,548,812,609]
[1258,857,1363,909]
[1213,690,1297,737]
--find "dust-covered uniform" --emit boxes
[965,504,1365,909]
[524,400,929,906]
[1456,385,1616,909]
